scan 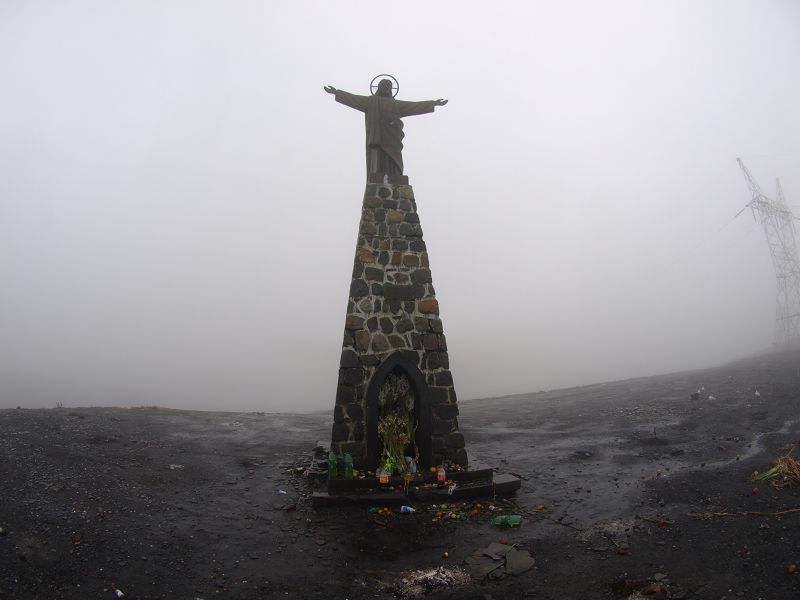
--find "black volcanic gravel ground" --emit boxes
[1,349,800,599]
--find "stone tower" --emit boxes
[331,177,466,470]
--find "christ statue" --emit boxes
[324,78,447,177]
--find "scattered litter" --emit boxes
[465,542,534,579]
[114,589,124,598]
[400,505,416,514]
[167,464,184,470]
[391,566,470,598]
[751,446,800,488]
[491,515,522,527]
[277,489,287,495]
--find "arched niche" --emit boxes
[365,352,432,470]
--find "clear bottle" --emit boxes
[328,451,338,479]
[344,453,353,479]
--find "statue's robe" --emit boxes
[334,90,438,175]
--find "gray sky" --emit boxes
[1,1,798,412]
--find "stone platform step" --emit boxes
[312,470,520,508]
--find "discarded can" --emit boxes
[400,505,416,514]
[491,515,523,527]
[328,451,338,479]
[344,453,353,479]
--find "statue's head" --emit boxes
[377,79,393,97]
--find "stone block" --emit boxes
[399,186,414,200]
[379,239,390,250]
[440,352,450,370]
[429,318,443,333]
[379,317,393,333]
[398,199,413,211]
[454,448,468,466]
[398,349,420,365]
[382,198,398,209]
[438,334,447,351]
[343,331,354,348]
[427,387,448,405]
[331,422,350,443]
[411,269,432,284]
[355,330,370,351]
[350,279,369,298]
[434,403,459,420]
[384,284,425,301]
[334,405,346,423]
[387,210,403,223]
[371,334,390,352]
[392,239,409,251]
[358,298,372,313]
[396,318,414,333]
[432,437,446,451]
[420,253,429,267]
[390,252,402,266]
[404,212,420,223]
[342,368,364,386]
[425,352,440,370]
[409,333,423,350]
[360,221,377,235]
[346,404,363,421]
[387,223,399,237]
[378,251,390,265]
[403,301,416,313]
[359,354,379,366]
[388,334,405,348]
[423,333,439,351]
[432,418,453,435]
[357,248,376,264]
[336,385,355,405]
[364,196,382,208]
[434,371,453,386]
[392,272,410,284]
[414,317,430,331]
[340,349,359,368]
[353,421,364,442]
[366,317,378,332]
[402,254,419,268]
[352,262,364,278]
[378,186,391,198]
[370,283,383,295]
[426,284,436,296]
[364,267,384,281]
[431,453,445,466]
[418,298,439,315]
[445,432,465,449]
[341,441,365,459]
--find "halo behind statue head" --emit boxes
[370,74,399,98]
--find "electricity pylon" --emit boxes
[737,158,800,347]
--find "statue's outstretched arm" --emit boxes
[328,87,368,112]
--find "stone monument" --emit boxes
[324,76,466,471]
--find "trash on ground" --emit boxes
[465,542,534,579]
[167,464,184,470]
[491,514,522,527]
[391,566,470,598]
[751,446,800,488]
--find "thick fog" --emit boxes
[1,1,798,412]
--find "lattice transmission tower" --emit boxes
[736,158,800,347]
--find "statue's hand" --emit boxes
[435,99,448,106]
[324,85,337,94]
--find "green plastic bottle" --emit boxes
[491,514,522,527]
[344,453,353,479]
[328,451,338,479]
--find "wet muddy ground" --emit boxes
[1,348,800,599]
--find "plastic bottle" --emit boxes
[378,468,390,484]
[328,451,338,479]
[344,453,353,479]
[437,465,446,483]
[491,514,523,527]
